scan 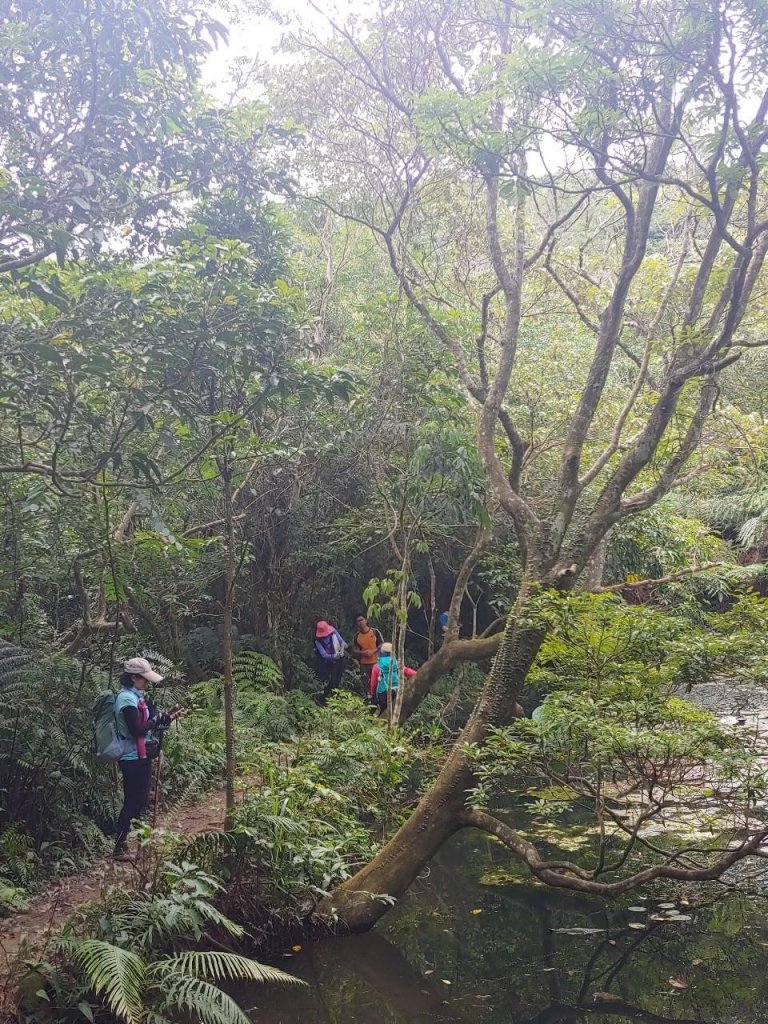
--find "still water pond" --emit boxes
[240,828,768,1024]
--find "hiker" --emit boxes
[351,613,383,694]
[314,620,346,703]
[436,610,450,650]
[113,657,186,860]
[369,642,417,715]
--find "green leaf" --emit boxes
[156,951,302,986]
[75,940,146,1024]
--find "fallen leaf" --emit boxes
[658,902,676,909]
[441,979,452,985]
[691,958,703,966]
[471,908,483,915]
[291,945,302,953]
[628,923,646,930]
[424,970,434,975]
[593,991,621,1002]
[627,906,647,912]
[668,977,688,990]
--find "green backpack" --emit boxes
[93,691,132,763]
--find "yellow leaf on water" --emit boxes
[291,945,302,953]
[471,908,483,915]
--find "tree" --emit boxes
[0,0,231,273]
[267,0,768,928]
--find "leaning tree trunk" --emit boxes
[324,591,546,931]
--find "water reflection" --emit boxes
[242,831,768,1023]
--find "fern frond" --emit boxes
[156,974,252,1024]
[74,940,146,1024]
[250,814,309,836]
[154,951,301,986]
[232,651,283,693]
[0,643,34,688]
[195,899,245,937]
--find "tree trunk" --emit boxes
[584,535,608,592]
[426,553,437,660]
[222,460,237,827]
[325,594,545,931]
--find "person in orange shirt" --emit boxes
[351,613,383,696]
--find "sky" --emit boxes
[202,1,349,98]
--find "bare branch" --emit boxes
[595,560,730,593]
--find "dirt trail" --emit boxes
[0,785,228,982]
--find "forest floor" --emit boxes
[0,780,231,995]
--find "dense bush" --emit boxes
[231,694,441,914]
[21,855,300,1024]
[0,659,114,886]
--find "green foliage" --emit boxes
[364,570,422,625]
[408,664,486,739]
[232,651,284,694]
[234,695,439,910]
[525,590,768,698]
[74,941,146,1024]
[469,594,768,862]
[0,0,280,273]
[51,861,301,1024]
[7,0,768,948]
[0,659,113,878]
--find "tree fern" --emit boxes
[154,951,300,985]
[74,940,146,1024]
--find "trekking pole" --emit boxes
[151,753,162,827]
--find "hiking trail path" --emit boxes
[0,783,229,989]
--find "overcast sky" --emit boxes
[202,1,348,98]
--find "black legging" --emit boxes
[115,758,152,850]
[317,658,345,703]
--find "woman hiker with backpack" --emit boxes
[112,657,186,860]
[369,642,417,715]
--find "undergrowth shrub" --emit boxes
[19,857,300,1024]
[0,657,114,900]
[408,664,486,740]
[230,693,441,915]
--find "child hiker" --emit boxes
[369,642,416,715]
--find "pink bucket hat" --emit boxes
[315,620,334,638]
